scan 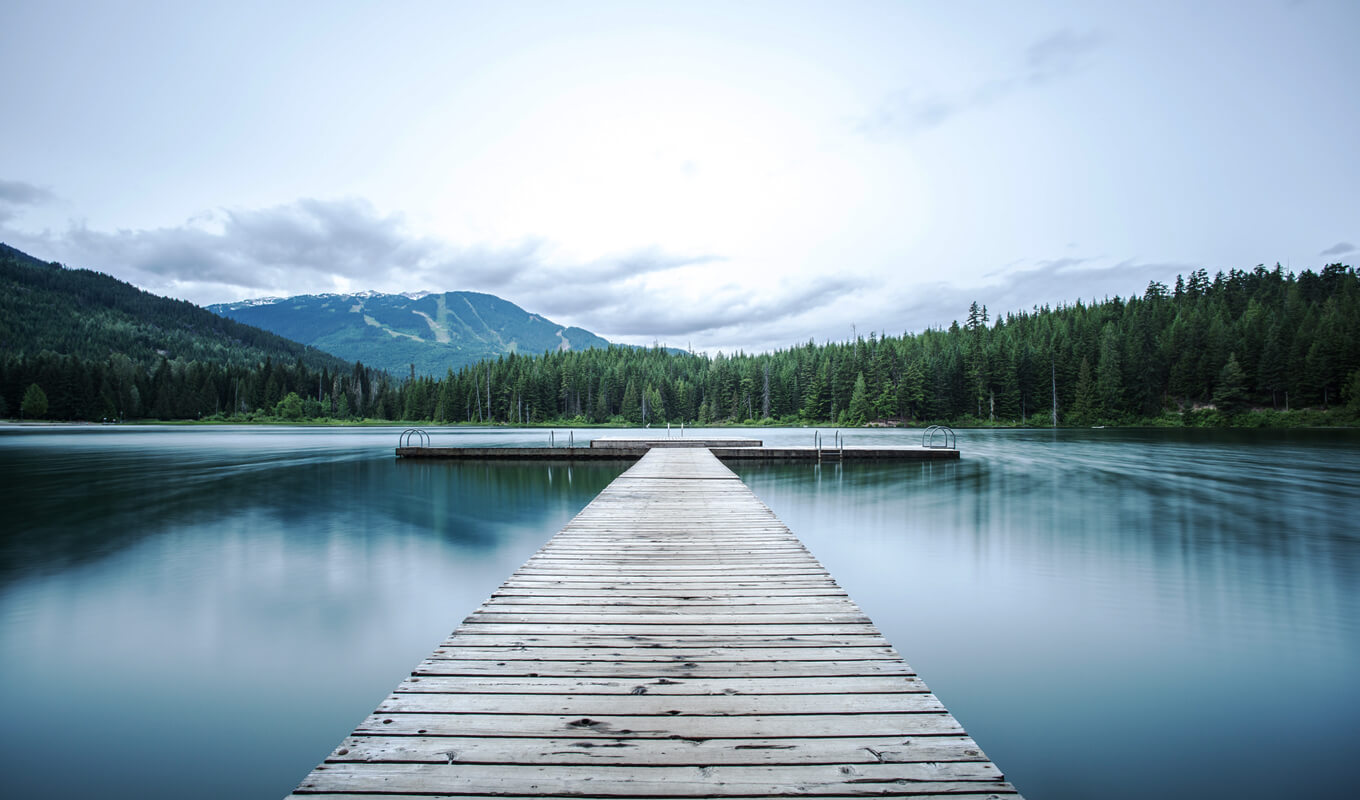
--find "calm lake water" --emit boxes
[1,424,1356,799]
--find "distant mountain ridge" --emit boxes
[208,290,613,376]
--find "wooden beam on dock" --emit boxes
[289,447,1017,798]
[396,444,960,461]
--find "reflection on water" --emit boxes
[1,425,1357,800]
[733,428,1360,800]
[0,426,628,800]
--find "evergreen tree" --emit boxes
[1343,369,1360,415]
[1212,354,1249,416]
[898,359,925,420]
[1095,324,1123,421]
[620,379,641,424]
[21,383,48,419]
[1071,357,1098,424]
[847,372,872,426]
[1257,327,1287,409]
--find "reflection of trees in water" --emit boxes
[0,450,629,583]
[735,434,1360,615]
[393,459,629,544]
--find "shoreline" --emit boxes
[3,412,1355,431]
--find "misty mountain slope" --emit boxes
[208,291,612,376]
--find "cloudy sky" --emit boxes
[2,1,1356,353]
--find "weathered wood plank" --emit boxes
[394,675,928,695]
[297,795,1012,800]
[463,613,869,625]
[480,596,860,608]
[376,692,946,715]
[425,646,901,662]
[497,580,843,590]
[296,795,1013,800]
[440,634,891,649]
[352,712,966,738]
[296,762,1009,796]
[450,623,880,636]
[413,660,917,678]
[489,585,848,595]
[324,734,989,766]
[513,564,829,573]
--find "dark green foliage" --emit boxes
[0,243,348,374]
[274,391,305,420]
[1212,354,1249,417]
[847,372,871,426]
[0,244,396,421]
[408,262,1358,427]
[1344,369,1360,414]
[1,241,1356,427]
[20,383,48,419]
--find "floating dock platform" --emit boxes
[289,447,1016,798]
[396,436,960,461]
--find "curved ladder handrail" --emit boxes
[399,428,430,448]
[921,425,956,449]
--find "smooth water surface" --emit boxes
[1,424,1357,799]
[734,428,1360,800]
[0,425,629,799]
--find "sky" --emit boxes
[2,0,1357,354]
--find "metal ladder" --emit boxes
[398,428,430,448]
[921,425,956,449]
[814,430,845,462]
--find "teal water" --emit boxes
[0,425,1356,799]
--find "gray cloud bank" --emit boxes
[824,257,1188,343]
[0,195,1218,357]
[857,28,1107,137]
[3,196,850,349]
[1320,241,1355,257]
[0,178,55,223]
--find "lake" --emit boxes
[1,424,1356,799]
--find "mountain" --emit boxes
[0,243,350,373]
[208,290,613,376]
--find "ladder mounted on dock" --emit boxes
[921,425,956,449]
[398,428,430,447]
[814,430,845,462]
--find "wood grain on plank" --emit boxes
[324,734,989,766]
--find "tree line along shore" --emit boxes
[4,264,1358,428]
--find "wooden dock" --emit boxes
[289,447,1017,798]
[396,436,960,462]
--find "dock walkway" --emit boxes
[289,448,1018,798]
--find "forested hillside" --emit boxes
[4,247,1356,426]
[407,263,1359,426]
[0,244,396,420]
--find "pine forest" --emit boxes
[4,259,1358,427]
